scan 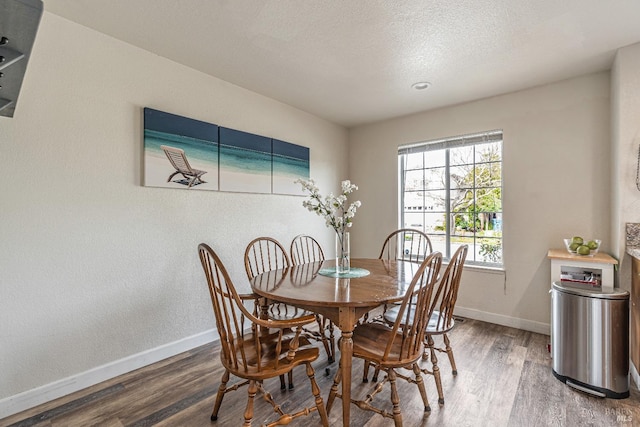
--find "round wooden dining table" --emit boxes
[250,258,422,427]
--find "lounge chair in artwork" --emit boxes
[160,145,207,188]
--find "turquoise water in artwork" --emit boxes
[145,129,308,178]
[145,128,309,199]
[220,143,271,175]
[144,129,218,164]
[272,138,309,181]
[273,153,309,179]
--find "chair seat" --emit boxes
[383,306,455,334]
[223,331,319,378]
[351,322,424,367]
[265,302,314,321]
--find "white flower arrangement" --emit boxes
[295,178,362,237]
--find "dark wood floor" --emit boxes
[3,318,639,427]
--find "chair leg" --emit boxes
[362,360,381,383]
[388,369,403,427]
[326,360,342,415]
[328,321,336,364]
[243,380,258,427]
[316,315,333,364]
[279,374,286,390]
[443,333,458,375]
[306,362,329,426]
[412,363,431,412]
[288,371,294,389]
[427,335,445,405]
[211,369,230,421]
[422,346,429,360]
[372,365,381,382]
[362,360,370,383]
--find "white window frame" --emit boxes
[398,130,503,267]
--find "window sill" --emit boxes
[443,261,505,275]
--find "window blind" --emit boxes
[398,129,503,155]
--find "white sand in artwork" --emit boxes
[220,169,271,193]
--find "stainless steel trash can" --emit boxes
[550,281,630,398]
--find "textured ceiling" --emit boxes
[44,0,640,127]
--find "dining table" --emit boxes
[249,257,422,427]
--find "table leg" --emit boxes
[335,304,361,426]
[340,329,353,426]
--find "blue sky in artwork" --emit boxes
[144,108,218,142]
[273,139,309,161]
[219,127,271,154]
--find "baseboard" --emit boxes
[0,329,218,420]
[631,361,640,391]
[454,306,550,335]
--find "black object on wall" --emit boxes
[0,0,42,118]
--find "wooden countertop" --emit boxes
[547,248,618,264]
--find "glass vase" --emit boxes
[335,231,350,274]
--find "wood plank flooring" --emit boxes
[2,318,639,427]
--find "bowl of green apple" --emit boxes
[564,237,600,256]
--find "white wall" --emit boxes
[349,73,611,330]
[0,13,348,416]
[612,42,640,291]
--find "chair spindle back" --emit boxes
[245,237,291,280]
[199,243,280,374]
[383,251,442,362]
[290,234,325,265]
[379,228,433,263]
[429,245,468,332]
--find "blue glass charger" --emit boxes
[318,267,370,278]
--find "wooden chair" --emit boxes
[421,244,468,401]
[290,234,335,363]
[198,243,329,427]
[379,228,433,262]
[161,145,207,188]
[364,228,434,326]
[381,244,468,404]
[244,237,301,324]
[326,251,443,426]
[245,236,333,388]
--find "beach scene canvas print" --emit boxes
[272,139,310,195]
[143,107,311,195]
[219,127,272,194]
[143,108,219,190]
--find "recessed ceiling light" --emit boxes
[411,81,431,90]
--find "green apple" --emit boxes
[569,242,580,251]
[586,240,599,250]
[576,245,591,255]
[571,236,584,245]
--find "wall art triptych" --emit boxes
[142,108,310,196]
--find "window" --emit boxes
[398,130,503,267]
